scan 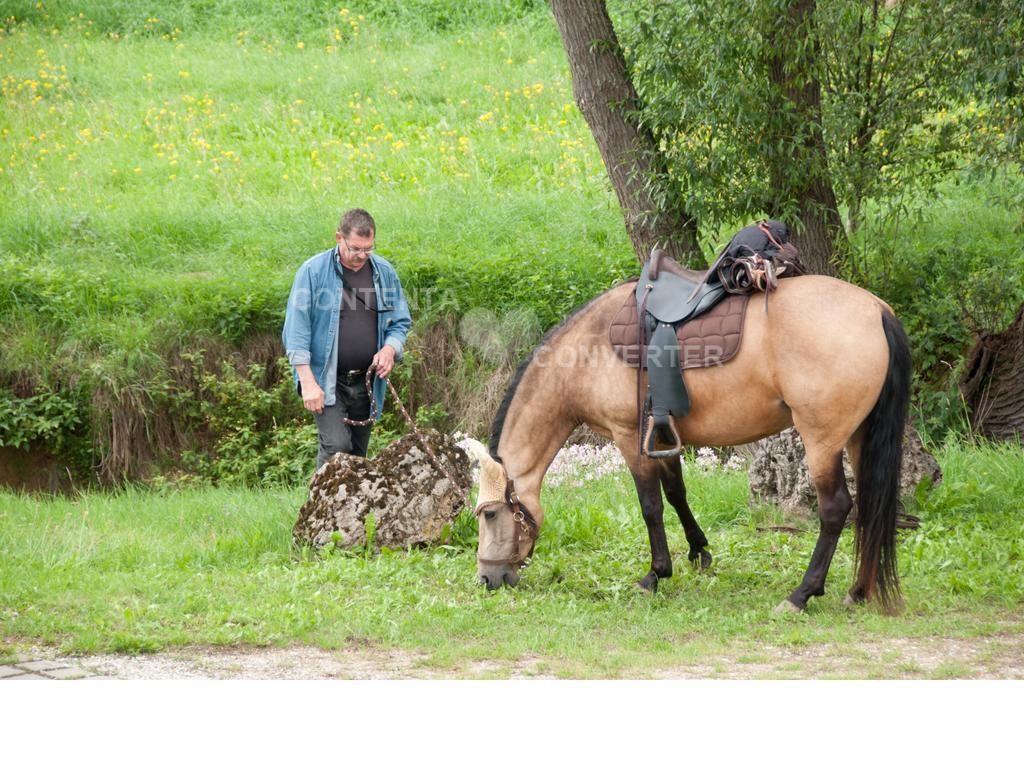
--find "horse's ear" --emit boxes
[455,438,505,488]
[476,452,507,506]
[457,437,490,467]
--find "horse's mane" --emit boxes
[488,280,635,460]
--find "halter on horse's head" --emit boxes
[466,441,538,589]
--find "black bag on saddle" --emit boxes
[713,220,805,294]
[724,219,790,259]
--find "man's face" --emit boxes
[336,229,374,271]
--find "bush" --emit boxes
[0,386,82,450]
[180,357,317,486]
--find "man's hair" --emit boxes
[338,208,376,238]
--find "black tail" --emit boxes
[852,311,911,611]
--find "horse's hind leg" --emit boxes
[842,426,868,605]
[659,456,712,570]
[776,442,853,613]
[845,426,865,499]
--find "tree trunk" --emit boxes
[792,181,846,277]
[766,0,848,276]
[550,0,702,267]
[960,302,1024,443]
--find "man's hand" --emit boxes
[296,366,325,414]
[302,381,325,414]
[372,344,397,378]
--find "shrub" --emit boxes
[180,357,316,486]
[0,387,82,450]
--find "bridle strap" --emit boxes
[474,477,538,568]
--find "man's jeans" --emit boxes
[313,376,372,469]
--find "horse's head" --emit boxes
[468,444,536,589]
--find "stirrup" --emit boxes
[643,414,683,459]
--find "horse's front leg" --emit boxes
[629,464,673,593]
[659,455,713,570]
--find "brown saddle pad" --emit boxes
[608,287,750,369]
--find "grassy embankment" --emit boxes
[1,441,1021,677]
[0,3,632,481]
[3,3,1023,483]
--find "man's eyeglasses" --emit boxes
[342,240,374,256]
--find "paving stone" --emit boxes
[6,673,48,680]
[45,667,91,680]
[18,660,67,672]
[0,665,26,679]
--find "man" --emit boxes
[282,208,412,469]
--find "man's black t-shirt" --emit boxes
[337,262,378,373]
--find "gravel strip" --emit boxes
[8,633,1022,680]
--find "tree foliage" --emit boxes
[613,0,1023,252]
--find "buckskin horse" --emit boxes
[471,270,910,613]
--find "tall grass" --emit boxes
[3,0,547,37]
[0,4,632,478]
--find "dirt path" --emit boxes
[13,632,1023,679]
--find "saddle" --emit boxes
[610,269,749,458]
[608,220,805,459]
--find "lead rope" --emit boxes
[345,369,472,515]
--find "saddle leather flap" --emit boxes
[647,322,691,418]
[636,256,726,324]
[609,287,750,370]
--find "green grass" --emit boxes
[2,441,1021,676]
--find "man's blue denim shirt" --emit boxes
[281,247,412,420]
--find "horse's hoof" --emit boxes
[638,571,659,593]
[689,549,713,571]
[842,591,865,606]
[773,599,802,614]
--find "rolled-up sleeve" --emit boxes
[286,348,311,366]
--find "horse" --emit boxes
[471,273,911,613]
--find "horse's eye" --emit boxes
[484,509,496,520]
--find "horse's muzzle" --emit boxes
[478,568,520,590]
